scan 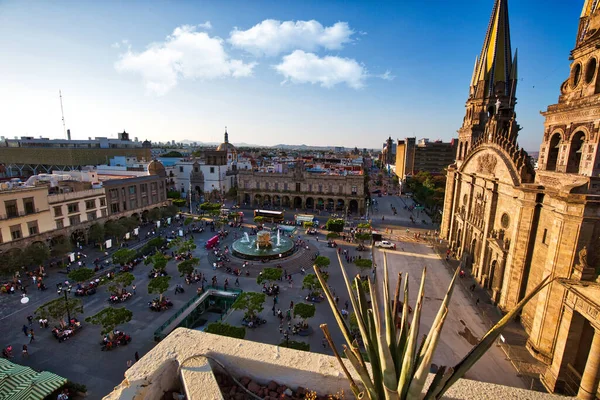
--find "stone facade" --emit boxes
[237,162,365,215]
[441,1,600,397]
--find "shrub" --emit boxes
[354,259,373,269]
[172,199,186,207]
[279,340,310,352]
[205,322,246,339]
[325,218,344,233]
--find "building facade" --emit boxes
[103,175,167,216]
[0,185,53,245]
[237,162,365,215]
[440,1,600,398]
[395,138,457,179]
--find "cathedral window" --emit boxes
[500,213,510,229]
[585,58,597,85]
[566,131,586,174]
[542,229,548,244]
[546,133,561,171]
[570,63,582,88]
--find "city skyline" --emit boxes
[0,0,581,150]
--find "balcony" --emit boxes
[0,208,45,221]
[104,329,568,400]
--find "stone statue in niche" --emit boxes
[477,154,498,174]
[578,246,589,269]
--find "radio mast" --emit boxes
[59,90,68,139]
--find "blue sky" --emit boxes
[0,0,582,151]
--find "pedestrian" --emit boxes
[322,337,327,349]
[279,324,283,334]
[470,284,476,292]
[27,315,33,326]
[335,296,339,306]
[29,329,35,343]
[22,344,28,357]
[132,284,136,295]
[127,360,132,369]
[287,321,291,331]
[272,305,276,316]
[22,325,28,336]
[475,298,480,306]
[345,300,349,309]
[135,351,140,362]
[290,301,294,310]
[235,277,239,287]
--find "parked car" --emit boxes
[374,240,396,250]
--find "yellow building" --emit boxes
[0,185,53,244]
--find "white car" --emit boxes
[374,240,396,249]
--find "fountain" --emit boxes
[231,229,296,261]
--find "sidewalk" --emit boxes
[431,239,547,392]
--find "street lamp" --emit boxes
[57,284,73,323]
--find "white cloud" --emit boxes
[378,70,395,81]
[229,20,354,57]
[274,50,366,89]
[115,25,256,95]
[198,21,212,30]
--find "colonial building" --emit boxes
[440,0,600,397]
[237,161,365,215]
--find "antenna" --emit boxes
[59,90,67,139]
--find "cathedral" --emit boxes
[440,0,600,397]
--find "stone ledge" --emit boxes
[104,328,570,400]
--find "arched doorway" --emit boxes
[546,133,561,171]
[336,199,344,211]
[470,238,478,269]
[488,259,497,289]
[566,131,585,173]
[142,209,149,222]
[243,193,251,205]
[349,199,359,213]
[273,195,281,207]
[293,196,302,209]
[254,194,262,207]
[305,197,314,209]
[263,195,271,206]
[71,229,86,246]
[326,198,334,212]
[282,196,290,208]
[456,228,462,250]
[316,198,324,210]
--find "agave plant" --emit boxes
[316,252,552,400]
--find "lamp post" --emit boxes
[57,284,73,323]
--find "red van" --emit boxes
[205,235,219,249]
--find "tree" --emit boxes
[325,218,345,233]
[326,232,339,240]
[303,221,314,228]
[173,238,196,255]
[199,202,222,212]
[112,248,136,266]
[254,216,265,225]
[51,237,72,258]
[104,220,126,243]
[279,340,310,352]
[167,190,181,199]
[356,223,372,230]
[146,251,168,271]
[68,268,95,283]
[108,272,135,295]
[354,259,373,270]
[205,322,246,339]
[173,199,186,207]
[178,258,199,276]
[147,275,171,302]
[120,216,139,232]
[22,242,50,267]
[85,307,133,338]
[88,223,105,249]
[36,297,83,328]
[231,292,266,319]
[302,273,328,296]
[256,268,282,285]
[161,205,179,218]
[355,232,372,243]
[162,151,183,158]
[184,217,194,225]
[314,256,331,269]
[351,278,370,292]
[148,208,162,221]
[293,303,316,325]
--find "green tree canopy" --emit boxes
[253,216,265,225]
[85,307,133,337]
[184,217,194,225]
[326,232,339,240]
[178,258,199,276]
[147,275,171,301]
[68,268,95,283]
[161,205,179,218]
[351,278,370,292]
[205,322,246,339]
[172,199,187,207]
[112,248,136,265]
[279,340,310,352]
[314,256,331,269]
[148,208,162,221]
[108,272,135,295]
[51,237,72,258]
[355,232,372,243]
[87,223,105,246]
[303,221,314,228]
[146,251,168,270]
[293,303,316,323]
[22,242,50,267]
[302,273,328,294]
[104,220,126,243]
[256,268,283,285]
[167,190,181,199]
[35,297,83,328]
[231,292,265,319]
[357,222,372,230]
[120,216,139,231]
[325,218,345,233]
[162,151,183,158]
[199,202,222,211]
[354,259,373,270]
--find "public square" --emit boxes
[0,195,524,398]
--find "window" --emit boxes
[129,199,137,210]
[244,181,249,189]
[338,185,343,194]
[69,215,81,225]
[141,184,147,196]
[542,228,548,244]
[87,211,97,221]
[109,189,118,199]
[210,167,215,173]
[296,183,301,192]
[5,200,18,218]
[256,182,260,189]
[180,166,184,173]
[265,182,269,190]
[85,200,96,210]
[23,197,35,214]
[67,203,79,213]
[56,219,64,229]
[275,182,279,190]
[318,185,323,193]
[100,197,106,207]
[351,186,357,195]
[111,203,120,213]
[54,206,63,217]
[308,184,313,192]
[101,209,107,217]
[10,225,22,240]
[27,221,39,235]
[128,186,136,195]
[122,201,127,211]
[284,183,288,191]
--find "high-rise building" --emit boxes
[441,1,600,396]
[395,138,457,179]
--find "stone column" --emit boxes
[578,328,600,400]
[440,167,457,239]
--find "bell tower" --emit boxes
[456,0,519,166]
[538,0,600,176]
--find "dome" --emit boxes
[216,142,237,153]
[148,160,166,177]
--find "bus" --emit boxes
[294,214,318,226]
[254,209,284,223]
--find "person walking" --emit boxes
[135,351,140,362]
[127,360,132,369]
[132,284,136,295]
[28,329,35,343]
[22,325,28,336]
[235,277,239,287]
[27,315,33,326]
[22,344,28,357]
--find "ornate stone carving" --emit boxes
[476,154,497,174]
[579,246,589,269]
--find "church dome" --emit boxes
[148,159,166,177]
[216,128,237,157]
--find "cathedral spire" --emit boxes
[471,0,515,98]
[577,0,600,46]
[224,127,229,144]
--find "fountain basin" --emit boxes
[232,233,295,261]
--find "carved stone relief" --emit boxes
[476,154,498,175]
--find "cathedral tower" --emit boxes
[456,0,519,166]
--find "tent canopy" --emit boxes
[0,358,67,400]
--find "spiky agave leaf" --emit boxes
[321,324,363,399]
[434,275,553,399]
[382,253,398,373]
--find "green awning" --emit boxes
[0,359,67,400]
